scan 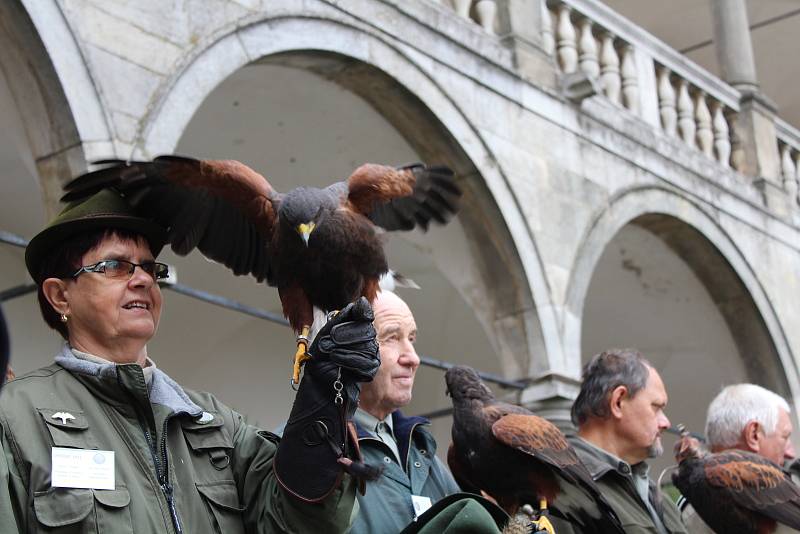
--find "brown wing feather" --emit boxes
[346,163,461,231]
[61,155,279,282]
[491,413,579,469]
[704,451,800,528]
[346,164,415,214]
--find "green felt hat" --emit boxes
[25,188,166,281]
[399,493,509,534]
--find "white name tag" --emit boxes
[51,447,115,490]
[411,495,432,518]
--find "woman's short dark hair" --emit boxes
[571,348,651,427]
[36,228,148,339]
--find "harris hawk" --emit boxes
[673,429,800,534]
[61,156,461,384]
[445,365,624,534]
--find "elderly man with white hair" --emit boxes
[680,383,797,533]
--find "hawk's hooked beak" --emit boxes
[296,222,316,247]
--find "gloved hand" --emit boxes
[274,297,381,502]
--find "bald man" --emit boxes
[350,290,460,534]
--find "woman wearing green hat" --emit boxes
[0,187,380,533]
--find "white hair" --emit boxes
[705,384,791,449]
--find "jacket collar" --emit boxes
[355,410,432,468]
[55,344,202,417]
[569,435,649,480]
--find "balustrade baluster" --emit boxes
[556,5,577,73]
[541,2,555,56]
[656,66,676,136]
[474,0,496,33]
[781,144,798,201]
[728,113,746,172]
[794,152,800,205]
[620,44,639,114]
[599,32,620,104]
[711,101,731,167]
[578,19,599,78]
[677,80,695,147]
[695,92,713,157]
[452,0,471,19]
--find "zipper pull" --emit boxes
[162,482,183,534]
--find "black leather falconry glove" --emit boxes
[274,297,381,502]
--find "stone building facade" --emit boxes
[1,0,799,462]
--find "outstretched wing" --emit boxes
[346,163,461,231]
[61,156,279,282]
[704,451,800,528]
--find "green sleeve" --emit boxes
[0,424,26,532]
[229,410,357,533]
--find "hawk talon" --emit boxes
[531,498,556,534]
[291,325,312,388]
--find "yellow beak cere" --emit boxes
[297,222,316,246]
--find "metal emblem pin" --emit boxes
[196,411,214,425]
[52,412,75,425]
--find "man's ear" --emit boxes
[41,278,70,316]
[609,385,629,419]
[743,420,762,452]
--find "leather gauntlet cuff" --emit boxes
[274,370,352,502]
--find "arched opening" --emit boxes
[0,0,87,374]
[582,213,790,474]
[143,51,539,454]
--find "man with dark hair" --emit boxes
[564,349,687,534]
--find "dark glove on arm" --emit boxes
[274,297,380,502]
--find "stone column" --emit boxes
[710,0,785,213]
[709,0,758,93]
[494,0,556,87]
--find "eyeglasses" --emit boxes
[72,260,169,281]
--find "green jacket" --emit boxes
[349,411,460,533]
[0,347,355,533]
[555,436,686,534]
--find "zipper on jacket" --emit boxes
[134,402,183,533]
[117,374,183,534]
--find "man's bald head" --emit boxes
[360,290,420,420]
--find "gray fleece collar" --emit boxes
[55,344,202,416]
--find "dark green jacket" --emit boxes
[556,436,686,534]
[349,411,460,533]
[0,348,355,533]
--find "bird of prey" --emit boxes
[445,366,624,534]
[61,156,461,384]
[673,429,800,533]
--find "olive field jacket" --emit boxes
[0,348,355,533]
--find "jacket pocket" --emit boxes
[37,407,98,449]
[182,414,234,472]
[32,486,132,533]
[196,480,246,534]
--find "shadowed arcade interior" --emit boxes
[582,215,791,476]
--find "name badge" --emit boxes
[411,495,432,518]
[51,447,115,490]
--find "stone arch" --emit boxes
[139,13,560,378]
[564,186,798,401]
[3,1,112,215]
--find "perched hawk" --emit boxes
[62,156,461,383]
[445,366,624,534]
[673,431,800,533]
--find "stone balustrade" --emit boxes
[777,118,800,207]
[435,0,798,211]
[542,0,741,170]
